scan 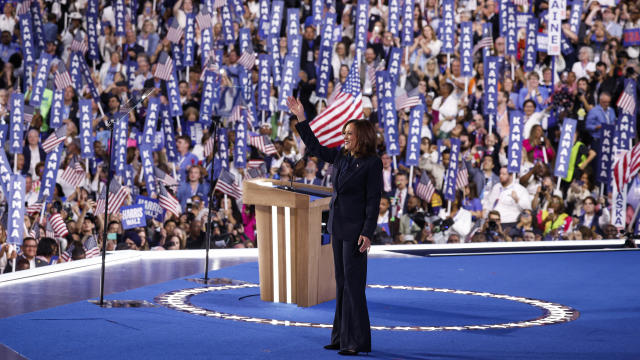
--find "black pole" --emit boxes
[203,119,219,282]
[99,121,116,306]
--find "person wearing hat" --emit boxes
[124,231,143,250]
[60,12,86,63]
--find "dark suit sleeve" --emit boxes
[361,157,383,239]
[295,120,339,164]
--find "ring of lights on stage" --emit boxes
[154,282,579,331]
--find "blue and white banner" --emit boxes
[270,1,285,36]
[287,8,300,37]
[355,0,369,55]
[547,14,562,55]
[0,145,11,195]
[569,0,582,35]
[506,3,518,56]
[171,41,184,70]
[136,195,165,221]
[38,143,64,202]
[278,55,299,111]
[9,93,24,154]
[239,28,251,53]
[483,56,499,114]
[240,67,254,107]
[482,23,493,60]
[114,0,126,36]
[507,110,524,173]
[321,11,337,49]
[162,105,178,162]
[401,0,414,46]
[201,28,213,64]
[0,124,7,146]
[30,53,52,107]
[460,22,474,77]
[561,33,574,55]
[388,0,401,37]
[258,54,271,110]
[140,144,158,197]
[312,0,324,27]
[499,0,509,36]
[70,51,83,91]
[121,204,146,230]
[234,112,248,169]
[287,34,302,61]
[268,34,282,86]
[230,0,244,19]
[113,113,128,177]
[221,5,235,44]
[536,34,548,53]
[7,175,25,246]
[440,0,455,54]
[78,99,94,159]
[524,17,538,72]
[122,164,134,188]
[443,138,460,201]
[217,127,229,173]
[184,13,196,65]
[316,45,332,99]
[79,56,101,101]
[18,14,35,66]
[258,0,270,39]
[406,104,424,166]
[615,113,633,153]
[142,97,160,146]
[87,13,100,60]
[388,47,402,85]
[166,67,183,117]
[31,1,45,53]
[188,121,203,146]
[381,98,400,156]
[200,71,216,125]
[554,118,577,179]
[612,183,626,228]
[126,60,137,89]
[152,128,165,152]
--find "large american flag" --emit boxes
[214,168,243,199]
[55,67,74,91]
[196,12,212,30]
[395,93,422,110]
[456,162,469,190]
[416,171,436,202]
[613,142,640,192]
[95,180,130,215]
[309,60,363,148]
[42,125,68,153]
[237,50,257,70]
[154,52,174,81]
[166,23,184,43]
[48,213,69,238]
[249,133,277,155]
[84,235,101,258]
[70,32,88,55]
[60,160,86,188]
[158,185,182,218]
[617,81,636,115]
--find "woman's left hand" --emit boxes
[358,235,371,253]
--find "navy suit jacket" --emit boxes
[296,121,382,240]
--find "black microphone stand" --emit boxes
[203,118,219,283]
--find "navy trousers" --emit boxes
[330,236,371,352]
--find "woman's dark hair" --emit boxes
[467,182,479,200]
[522,99,536,110]
[36,237,57,257]
[342,119,377,157]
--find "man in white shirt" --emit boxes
[381,153,394,196]
[483,167,532,230]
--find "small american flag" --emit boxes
[60,242,73,262]
[456,163,469,190]
[395,93,422,110]
[42,125,68,153]
[200,53,220,81]
[247,159,265,168]
[16,1,29,15]
[246,163,267,179]
[155,168,178,187]
[249,133,277,155]
[214,168,243,199]
[166,22,184,43]
[473,34,494,55]
[55,67,74,90]
[158,185,182,218]
[309,60,363,148]
[61,160,86,187]
[213,0,227,9]
[237,50,257,70]
[617,81,636,115]
[24,104,34,126]
[613,142,640,192]
[204,136,215,157]
[70,32,88,55]
[95,181,130,215]
[84,236,101,258]
[48,213,69,238]
[196,12,212,30]
[26,203,43,215]
[229,105,243,123]
[416,171,436,202]
[512,0,529,7]
[154,52,174,81]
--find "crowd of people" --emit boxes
[0,0,639,273]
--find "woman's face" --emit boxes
[188,167,201,182]
[340,65,349,79]
[342,123,357,152]
[532,125,543,138]
[524,102,535,116]
[336,43,345,56]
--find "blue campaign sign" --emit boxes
[70,52,83,90]
[113,113,129,177]
[201,29,213,66]
[87,13,100,60]
[321,11,337,49]
[388,47,402,85]
[121,204,146,230]
[200,71,216,125]
[221,5,235,44]
[0,145,12,195]
[167,66,183,117]
[499,0,509,36]
[78,99,94,159]
[7,175,26,246]
[287,34,302,62]
[401,0,414,46]
[506,3,518,56]
[268,34,282,86]
[124,164,135,188]
[126,60,137,89]
[258,54,271,111]
[79,55,100,101]
[9,93,24,154]
[388,0,401,37]
[142,97,160,146]
[406,104,425,167]
[382,98,400,156]
[0,124,7,145]
[507,111,525,174]
[18,14,36,67]
[239,28,251,53]
[139,144,158,197]
[623,28,640,47]
[49,90,64,128]
[114,0,126,36]
[217,127,229,173]
[258,0,270,39]
[554,118,577,179]
[136,195,165,221]
[483,56,499,114]
[355,0,369,55]
[234,112,248,169]
[316,45,332,99]
[171,41,184,70]
[270,1,284,36]
[278,55,299,111]
[439,0,455,54]
[38,143,64,203]
[460,22,473,77]
[30,53,53,107]
[312,0,323,27]
[524,17,538,72]
[287,8,300,38]
[162,105,178,162]
[615,113,633,152]
[444,138,460,201]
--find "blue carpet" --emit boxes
[1,251,639,359]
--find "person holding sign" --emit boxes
[287,96,381,356]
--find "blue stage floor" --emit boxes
[1,250,638,359]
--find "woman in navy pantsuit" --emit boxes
[287,97,382,356]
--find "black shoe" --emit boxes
[324,344,340,350]
[338,349,359,356]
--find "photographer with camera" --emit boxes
[481,211,511,242]
[397,196,424,244]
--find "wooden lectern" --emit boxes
[243,178,335,307]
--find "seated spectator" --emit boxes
[576,196,610,237]
[479,210,511,242]
[17,238,47,270]
[508,210,541,241]
[537,195,573,238]
[36,237,59,265]
[123,231,143,250]
[374,197,393,245]
[397,196,423,244]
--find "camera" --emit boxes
[488,220,498,231]
[541,185,548,192]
